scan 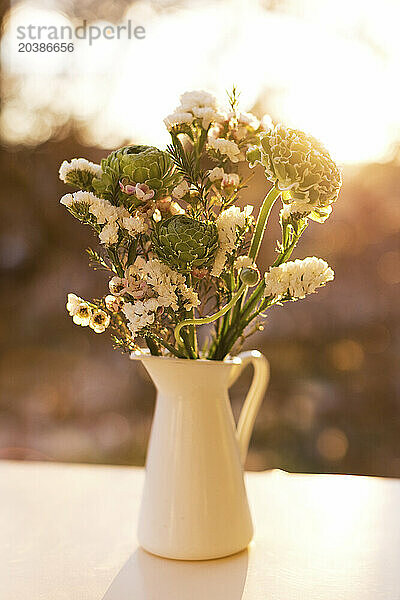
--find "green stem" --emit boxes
[145,336,161,356]
[186,274,198,358]
[150,334,186,359]
[248,186,281,262]
[272,224,308,267]
[181,328,197,359]
[107,247,124,277]
[175,283,247,346]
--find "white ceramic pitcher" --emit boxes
[133,350,269,560]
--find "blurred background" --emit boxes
[0,0,399,475]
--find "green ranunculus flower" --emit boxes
[120,146,180,198]
[151,215,219,274]
[93,145,180,204]
[247,125,342,211]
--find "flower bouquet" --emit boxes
[60,88,342,560]
[61,89,341,361]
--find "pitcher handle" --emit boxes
[229,350,270,465]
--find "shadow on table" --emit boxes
[103,546,249,600]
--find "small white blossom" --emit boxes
[207,124,221,140]
[66,293,92,327]
[208,167,225,182]
[109,276,127,296]
[89,197,118,224]
[210,252,227,279]
[180,90,217,111]
[61,191,131,243]
[122,257,199,337]
[89,309,110,333]
[66,293,82,316]
[60,193,74,207]
[122,302,155,335]
[280,200,312,220]
[105,295,123,312]
[180,286,201,310]
[280,200,333,223]
[123,215,148,236]
[164,111,193,130]
[234,256,255,270]
[59,158,102,183]
[60,190,98,208]
[264,257,334,300]
[208,138,241,163]
[211,205,254,276]
[237,112,260,130]
[261,114,273,131]
[170,201,185,215]
[73,303,92,326]
[135,183,155,202]
[222,173,240,188]
[153,208,162,222]
[172,180,189,199]
[192,106,220,129]
[99,221,119,245]
[164,90,223,132]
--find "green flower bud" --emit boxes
[240,267,260,286]
[151,215,219,274]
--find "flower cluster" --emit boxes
[60,88,340,359]
[164,90,223,131]
[66,294,110,333]
[122,257,200,336]
[264,257,334,300]
[60,190,147,245]
[211,205,254,277]
[59,158,102,190]
[208,137,242,163]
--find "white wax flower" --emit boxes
[208,167,225,182]
[105,295,123,312]
[66,293,82,316]
[89,309,110,333]
[66,293,91,326]
[172,180,189,199]
[121,257,200,337]
[109,276,127,296]
[222,173,240,188]
[153,209,162,223]
[170,201,185,215]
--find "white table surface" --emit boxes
[1,461,400,600]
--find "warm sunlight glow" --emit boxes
[2,0,400,163]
